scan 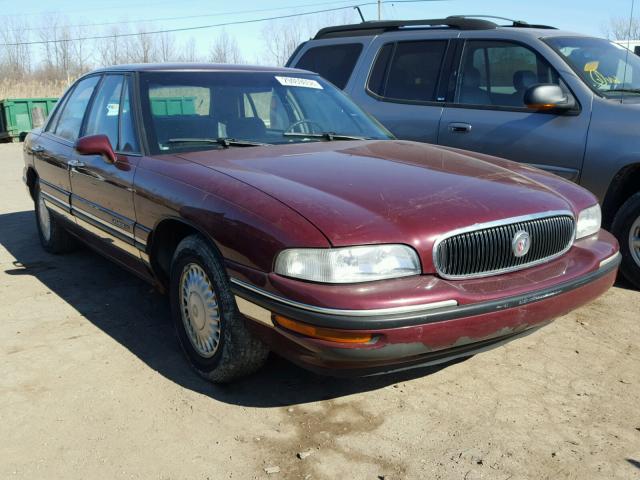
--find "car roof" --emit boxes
[90,63,313,75]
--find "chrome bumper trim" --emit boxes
[230,277,458,317]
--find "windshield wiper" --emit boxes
[606,88,640,95]
[282,132,370,141]
[167,137,269,148]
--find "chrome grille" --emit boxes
[434,213,575,279]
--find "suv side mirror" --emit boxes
[524,84,576,112]
[75,134,116,163]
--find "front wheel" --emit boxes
[611,192,640,289]
[169,234,269,383]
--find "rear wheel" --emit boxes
[611,192,640,289]
[169,234,269,383]
[34,181,78,254]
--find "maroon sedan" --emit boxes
[23,64,619,382]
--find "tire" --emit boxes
[34,181,79,254]
[170,234,269,383]
[611,192,640,289]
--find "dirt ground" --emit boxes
[0,142,639,480]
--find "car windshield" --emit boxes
[139,71,392,154]
[546,36,640,98]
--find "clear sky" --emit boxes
[0,0,635,63]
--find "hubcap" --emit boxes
[630,215,640,268]
[37,192,51,242]
[179,263,221,358]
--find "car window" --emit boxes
[295,44,363,90]
[139,71,392,154]
[45,90,71,133]
[53,76,100,142]
[457,41,560,107]
[84,75,123,149]
[368,41,447,103]
[119,78,140,153]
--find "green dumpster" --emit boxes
[150,96,196,116]
[0,98,58,142]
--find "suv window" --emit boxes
[296,44,363,89]
[368,41,447,103]
[457,40,559,107]
[53,76,100,141]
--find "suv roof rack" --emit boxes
[313,17,498,39]
[450,15,556,29]
[313,15,556,39]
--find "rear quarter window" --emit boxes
[295,43,363,89]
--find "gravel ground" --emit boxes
[1,142,639,479]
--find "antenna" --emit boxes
[354,6,365,22]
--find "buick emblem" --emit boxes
[512,230,531,258]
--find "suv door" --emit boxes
[348,33,457,143]
[33,75,101,219]
[438,38,590,181]
[69,74,143,259]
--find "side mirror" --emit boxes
[524,84,576,112]
[75,134,116,163]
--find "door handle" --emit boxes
[67,159,86,169]
[30,145,45,153]
[448,122,472,133]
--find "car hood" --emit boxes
[177,140,575,271]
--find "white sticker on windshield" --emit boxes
[275,76,323,89]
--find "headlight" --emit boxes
[274,244,421,283]
[575,204,601,239]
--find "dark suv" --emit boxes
[287,16,640,288]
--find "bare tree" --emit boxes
[127,25,157,63]
[71,25,91,74]
[158,31,175,62]
[96,26,128,66]
[0,18,32,79]
[209,30,243,64]
[260,11,357,66]
[603,16,640,40]
[180,37,200,62]
[261,21,305,66]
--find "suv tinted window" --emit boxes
[369,41,447,103]
[53,76,100,141]
[296,44,363,89]
[457,40,559,107]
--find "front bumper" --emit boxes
[232,233,620,377]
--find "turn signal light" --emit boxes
[274,315,374,344]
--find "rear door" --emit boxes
[68,74,143,259]
[33,75,101,219]
[437,38,591,181]
[348,33,458,144]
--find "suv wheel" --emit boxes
[611,192,640,289]
[169,234,269,383]
[35,181,78,254]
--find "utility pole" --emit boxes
[378,0,382,20]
